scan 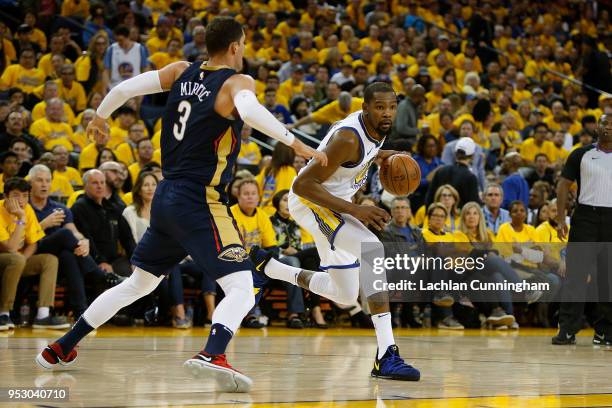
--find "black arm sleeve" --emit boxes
[561,146,590,182]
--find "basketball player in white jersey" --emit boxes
[251,82,420,381]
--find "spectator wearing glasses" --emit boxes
[57,63,86,113]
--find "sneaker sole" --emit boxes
[32,323,71,330]
[371,372,420,381]
[35,351,77,370]
[552,338,576,345]
[486,315,515,327]
[183,358,253,392]
[437,325,464,330]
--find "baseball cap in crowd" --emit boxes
[599,93,612,102]
[397,64,408,71]
[455,137,476,156]
[504,151,521,160]
[532,87,544,95]
[438,34,449,41]
[293,64,305,73]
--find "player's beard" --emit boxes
[376,125,393,137]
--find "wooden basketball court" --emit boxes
[1,327,612,407]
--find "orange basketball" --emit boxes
[379,154,421,196]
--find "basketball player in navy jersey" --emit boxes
[36,17,326,392]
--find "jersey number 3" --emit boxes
[173,100,192,141]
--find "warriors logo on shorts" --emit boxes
[218,246,249,262]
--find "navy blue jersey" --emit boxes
[161,63,243,202]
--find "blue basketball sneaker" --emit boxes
[249,246,271,304]
[371,345,420,381]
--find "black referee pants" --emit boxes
[559,205,612,334]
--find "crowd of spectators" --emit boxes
[0,0,611,331]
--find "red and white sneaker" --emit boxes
[35,343,78,369]
[183,351,252,392]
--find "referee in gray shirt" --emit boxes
[553,114,612,346]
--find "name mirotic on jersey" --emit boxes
[180,81,211,102]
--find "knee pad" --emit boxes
[327,268,361,305]
[217,270,255,314]
[126,267,164,295]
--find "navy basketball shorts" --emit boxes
[131,179,253,279]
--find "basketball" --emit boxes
[379,154,421,196]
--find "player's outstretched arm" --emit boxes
[87,61,190,143]
[227,74,328,166]
[293,129,390,230]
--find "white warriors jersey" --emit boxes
[300,110,384,202]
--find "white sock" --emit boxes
[372,312,395,359]
[264,258,300,285]
[36,307,50,320]
[0,311,9,317]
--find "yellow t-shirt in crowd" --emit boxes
[422,228,456,243]
[294,47,318,64]
[109,127,129,150]
[535,221,568,243]
[230,204,277,251]
[122,192,133,206]
[359,37,382,52]
[66,190,84,208]
[54,167,82,188]
[37,54,71,78]
[79,144,101,171]
[128,162,143,184]
[115,142,138,166]
[0,64,46,93]
[151,130,161,149]
[148,52,182,69]
[61,0,90,18]
[57,80,87,112]
[29,118,75,151]
[311,98,364,124]
[256,165,297,216]
[146,36,170,54]
[392,53,416,67]
[238,140,262,165]
[519,139,558,163]
[0,202,45,251]
[496,222,537,243]
[31,100,76,126]
[277,79,304,104]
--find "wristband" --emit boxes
[15,220,25,225]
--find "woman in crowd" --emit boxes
[496,200,561,300]
[95,148,118,168]
[422,203,464,329]
[270,190,327,328]
[454,202,520,329]
[256,142,296,215]
[413,184,460,232]
[75,32,109,94]
[122,172,191,329]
